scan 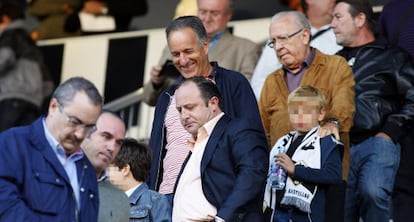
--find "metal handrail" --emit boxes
[103,87,145,133]
[103,87,144,111]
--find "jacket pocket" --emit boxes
[29,170,66,215]
[130,206,151,222]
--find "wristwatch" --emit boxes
[326,118,341,128]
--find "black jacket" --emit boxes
[337,38,414,145]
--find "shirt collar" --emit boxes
[283,47,316,74]
[202,112,225,137]
[43,118,83,162]
[209,30,225,50]
[125,183,142,197]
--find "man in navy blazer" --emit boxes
[173,77,268,222]
[0,77,103,221]
[146,16,264,206]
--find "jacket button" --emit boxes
[89,194,94,199]
[80,187,85,192]
[55,178,60,183]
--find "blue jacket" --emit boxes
[0,117,99,222]
[128,183,171,222]
[147,62,264,190]
[177,115,269,221]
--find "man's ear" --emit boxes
[301,29,311,45]
[355,12,366,28]
[209,96,220,110]
[121,164,131,177]
[203,40,209,55]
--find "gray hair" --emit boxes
[166,16,207,46]
[271,10,311,31]
[52,76,103,107]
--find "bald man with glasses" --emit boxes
[258,11,355,222]
[0,77,103,222]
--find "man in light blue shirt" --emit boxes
[0,76,103,221]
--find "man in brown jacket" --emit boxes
[258,10,354,222]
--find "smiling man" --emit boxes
[147,16,263,205]
[81,111,130,222]
[142,0,260,106]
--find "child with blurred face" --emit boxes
[288,86,326,134]
[264,85,342,222]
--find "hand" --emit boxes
[276,153,295,175]
[63,3,75,14]
[82,1,106,15]
[376,132,392,141]
[150,65,165,85]
[318,122,340,140]
[31,30,39,41]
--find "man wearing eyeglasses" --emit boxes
[0,77,103,222]
[258,11,354,222]
[252,0,342,101]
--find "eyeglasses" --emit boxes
[267,29,303,48]
[58,103,97,134]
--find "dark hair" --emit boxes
[113,138,152,182]
[52,76,103,107]
[179,77,223,109]
[166,16,207,46]
[300,0,308,13]
[336,0,376,33]
[101,110,126,128]
[0,2,24,21]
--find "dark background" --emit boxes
[129,0,390,30]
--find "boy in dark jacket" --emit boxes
[264,85,342,222]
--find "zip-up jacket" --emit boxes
[337,38,414,144]
[147,62,264,191]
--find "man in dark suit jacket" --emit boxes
[173,77,268,222]
[146,16,263,206]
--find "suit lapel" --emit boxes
[209,31,232,59]
[200,115,230,173]
[30,119,71,185]
[173,151,192,193]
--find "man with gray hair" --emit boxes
[147,16,263,205]
[142,0,260,106]
[0,77,103,221]
[251,0,342,100]
[258,10,355,222]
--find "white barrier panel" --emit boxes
[37,18,270,139]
